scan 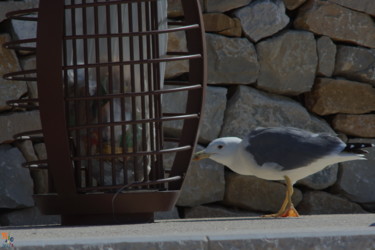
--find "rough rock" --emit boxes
[0,111,41,143]
[163,85,227,143]
[305,78,375,115]
[205,0,252,13]
[0,145,34,209]
[155,206,180,220]
[233,0,289,42]
[206,33,259,84]
[283,0,306,10]
[20,55,38,99]
[16,140,38,162]
[0,207,60,226]
[31,143,49,194]
[220,85,335,139]
[256,30,317,95]
[332,114,375,138]
[0,0,39,22]
[316,36,336,77]
[334,45,375,85]
[224,173,303,213]
[329,0,375,17]
[333,139,375,205]
[34,143,47,160]
[297,191,367,215]
[297,165,338,190]
[10,16,37,53]
[183,205,261,218]
[294,0,375,48]
[165,25,188,79]
[0,34,27,111]
[203,13,242,37]
[176,145,225,207]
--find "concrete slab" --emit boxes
[2,214,375,249]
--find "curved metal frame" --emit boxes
[4,0,206,225]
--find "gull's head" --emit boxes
[193,137,242,165]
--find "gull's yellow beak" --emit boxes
[192,150,211,161]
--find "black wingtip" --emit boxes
[345,143,374,154]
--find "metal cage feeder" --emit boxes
[4,0,206,225]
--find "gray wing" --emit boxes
[244,127,346,171]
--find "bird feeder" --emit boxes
[4,0,206,225]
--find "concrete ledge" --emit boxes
[3,214,375,249]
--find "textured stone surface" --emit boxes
[163,86,227,143]
[155,207,180,220]
[224,173,303,213]
[10,16,37,52]
[203,13,242,37]
[0,207,61,226]
[20,55,38,99]
[16,140,38,162]
[316,36,336,77]
[0,145,34,209]
[256,30,317,95]
[177,145,225,207]
[329,0,375,16]
[332,114,375,138]
[305,78,375,115]
[297,191,367,215]
[333,139,375,204]
[165,25,188,79]
[283,0,306,10]
[294,0,375,48]
[234,0,289,42]
[0,0,39,22]
[205,0,252,13]
[0,111,41,143]
[334,45,375,85]
[297,165,338,190]
[221,85,335,139]
[0,34,27,111]
[183,205,261,218]
[206,33,259,84]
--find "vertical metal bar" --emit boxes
[105,3,117,185]
[93,0,104,186]
[37,0,77,195]
[82,0,92,188]
[137,1,149,183]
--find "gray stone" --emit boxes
[163,86,227,143]
[10,15,37,53]
[176,145,225,207]
[0,34,27,111]
[16,140,38,162]
[220,85,335,139]
[297,191,367,215]
[334,45,375,85]
[203,13,242,37]
[329,0,375,17]
[165,25,188,79]
[256,30,317,95]
[224,173,302,213]
[206,33,259,84]
[297,164,338,190]
[317,36,336,77]
[305,78,375,116]
[0,0,39,22]
[205,0,252,13]
[183,205,261,218]
[34,143,47,160]
[0,206,60,226]
[155,207,180,220]
[0,111,41,143]
[234,0,289,42]
[0,145,34,209]
[333,139,375,205]
[294,0,375,48]
[332,114,375,138]
[19,55,38,99]
[283,0,306,10]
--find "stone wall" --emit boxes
[0,0,374,225]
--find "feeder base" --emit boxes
[61,213,154,226]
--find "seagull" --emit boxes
[193,127,373,218]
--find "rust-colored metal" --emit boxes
[4,0,206,225]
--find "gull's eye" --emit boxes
[217,145,223,149]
